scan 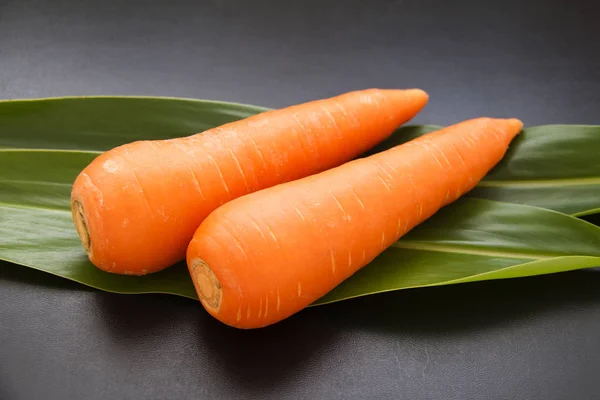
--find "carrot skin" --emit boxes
[186,117,524,329]
[70,89,429,275]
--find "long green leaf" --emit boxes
[0,96,267,151]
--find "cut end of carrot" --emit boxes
[190,258,222,313]
[70,199,91,254]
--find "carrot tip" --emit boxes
[71,199,91,254]
[190,258,222,313]
[507,118,524,132]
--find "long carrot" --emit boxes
[70,89,429,275]
[185,117,523,329]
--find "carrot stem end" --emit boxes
[190,258,222,313]
[71,200,91,254]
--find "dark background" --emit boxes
[1,0,599,399]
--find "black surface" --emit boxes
[1,0,599,399]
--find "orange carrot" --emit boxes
[70,89,429,275]
[186,117,523,329]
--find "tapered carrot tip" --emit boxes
[507,118,524,132]
[186,116,524,329]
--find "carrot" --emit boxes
[70,88,429,275]
[185,117,524,329]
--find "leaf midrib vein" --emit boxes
[0,178,73,187]
[391,240,552,260]
[478,176,600,188]
[0,202,70,213]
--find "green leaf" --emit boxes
[1,96,599,306]
[0,96,267,151]
[0,149,95,211]
[369,124,600,216]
